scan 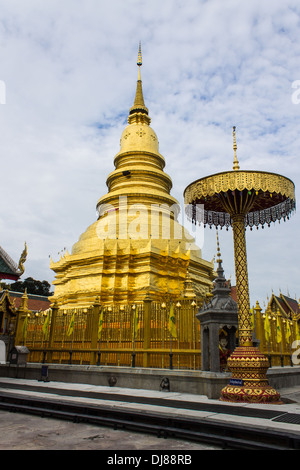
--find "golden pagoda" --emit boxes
[50,44,214,307]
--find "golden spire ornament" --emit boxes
[137,41,142,66]
[184,127,295,403]
[130,41,148,117]
[137,41,142,81]
[232,126,240,171]
[216,229,222,266]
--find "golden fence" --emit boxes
[17,299,201,369]
[252,303,300,367]
[16,298,300,370]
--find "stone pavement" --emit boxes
[0,377,300,451]
[0,409,221,451]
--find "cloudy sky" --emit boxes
[0,0,299,308]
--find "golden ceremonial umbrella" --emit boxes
[184,127,296,403]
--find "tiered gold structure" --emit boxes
[184,127,296,403]
[50,45,214,307]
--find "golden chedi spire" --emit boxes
[129,42,149,119]
[97,41,177,213]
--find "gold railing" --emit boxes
[252,303,300,367]
[17,298,201,369]
[15,298,299,370]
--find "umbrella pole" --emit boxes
[220,214,281,403]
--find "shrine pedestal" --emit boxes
[220,345,282,403]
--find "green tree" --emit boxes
[5,277,53,296]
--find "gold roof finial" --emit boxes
[18,241,27,275]
[232,126,240,171]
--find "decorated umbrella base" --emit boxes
[220,346,282,403]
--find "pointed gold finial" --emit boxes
[216,229,222,265]
[137,41,142,80]
[137,41,142,67]
[21,288,28,310]
[232,126,240,171]
[129,42,149,120]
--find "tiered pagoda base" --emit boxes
[220,345,282,404]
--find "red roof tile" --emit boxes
[2,291,51,312]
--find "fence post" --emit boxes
[15,310,27,346]
[47,301,58,363]
[15,290,29,345]
[143,292,152,367]
[254,301,262,348]
[91,297,101,365]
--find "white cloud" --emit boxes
[0,0,299,307]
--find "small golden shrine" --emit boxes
[50,45,214,308]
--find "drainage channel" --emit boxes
[0,391,299,450]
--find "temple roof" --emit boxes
[0,289,51,312]
[269,292,300,320]
[0,245,21,281]
[0,290,17,316]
